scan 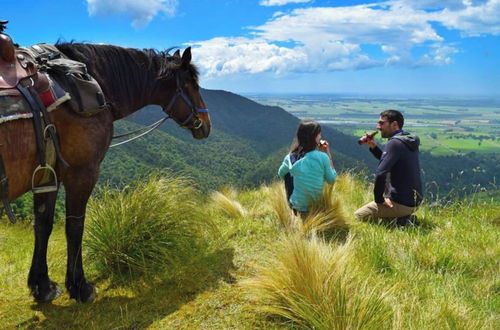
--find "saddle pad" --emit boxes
[0,75,70,124]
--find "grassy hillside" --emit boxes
[1,173,498,329]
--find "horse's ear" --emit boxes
[181,47,192,67]
[173,49,180,58]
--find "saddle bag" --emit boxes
[29,44,107,117]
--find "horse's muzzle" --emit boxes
[192,116,211,139]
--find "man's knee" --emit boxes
[354,202,378,222]
[354,209,364,221]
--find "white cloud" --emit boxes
[86,0,178,28]
[395,0,488,11]
[191,0,499,77]
[417,44,459,66]
[435,0,500,36]
[259,0,312,6]
[253,5,441,46]
[191,37,307,76]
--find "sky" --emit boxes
[3,0,500,96]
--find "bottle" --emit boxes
[358,131,378,145]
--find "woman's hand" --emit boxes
[318,139,329,153]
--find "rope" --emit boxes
[109,116,170,148]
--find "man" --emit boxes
[355,110,423,225]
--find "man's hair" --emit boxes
[380,109,404,129]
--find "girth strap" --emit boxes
[0,153,16,224]
[16,79,69,169]
[16,80,47,166]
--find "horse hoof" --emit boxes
[34,281,62,303]
[69,281,96,303]
[78,284,96,303]
[82,287,96,303]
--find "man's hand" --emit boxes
[366,134,377,149]
[382,198,393,208]
[377,198,393,208]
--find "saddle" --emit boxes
[0,32,49,94]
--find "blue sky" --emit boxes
[3,0,500,96]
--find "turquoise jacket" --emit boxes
[278,150,337,212]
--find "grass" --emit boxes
[244,234,393,329]
[268,180,350,237]
[85,173,221,282]
[0,172,498,329]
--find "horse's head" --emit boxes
[159,47,211,139]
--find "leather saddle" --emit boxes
[0,31,48,93]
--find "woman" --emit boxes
[278,120,337,213]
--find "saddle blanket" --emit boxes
[0,75,70,124]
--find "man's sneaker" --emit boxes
[396,214,418,226]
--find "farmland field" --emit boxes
[247,94,500,156]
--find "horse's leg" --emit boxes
[28,190,62,302]
[63,167,98,303]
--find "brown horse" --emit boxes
[0,43,211,302]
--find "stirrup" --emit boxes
[32,164,58,194]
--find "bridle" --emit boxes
[162,73,208,130]
[110,71,209,148]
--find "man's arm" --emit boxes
[367,137,382,159]
[369,145,383,160]
[373,140,401,203]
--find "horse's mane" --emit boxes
[54,42,199,112]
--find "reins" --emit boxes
[109,115,170,148]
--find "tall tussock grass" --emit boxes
[85,172,217,281]
[269,176,350,237]
[306,184,350,236]
[244,234,393,329]
[210,186,247,218]
[332,171,372,215]
[269,182,295,230]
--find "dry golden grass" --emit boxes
[210,189,247,219]
[244,234,393,329]
[269,180,350,237]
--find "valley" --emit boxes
[246,94,500,156]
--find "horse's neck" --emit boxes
[99,62,154,120]
[71,46,159,121]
